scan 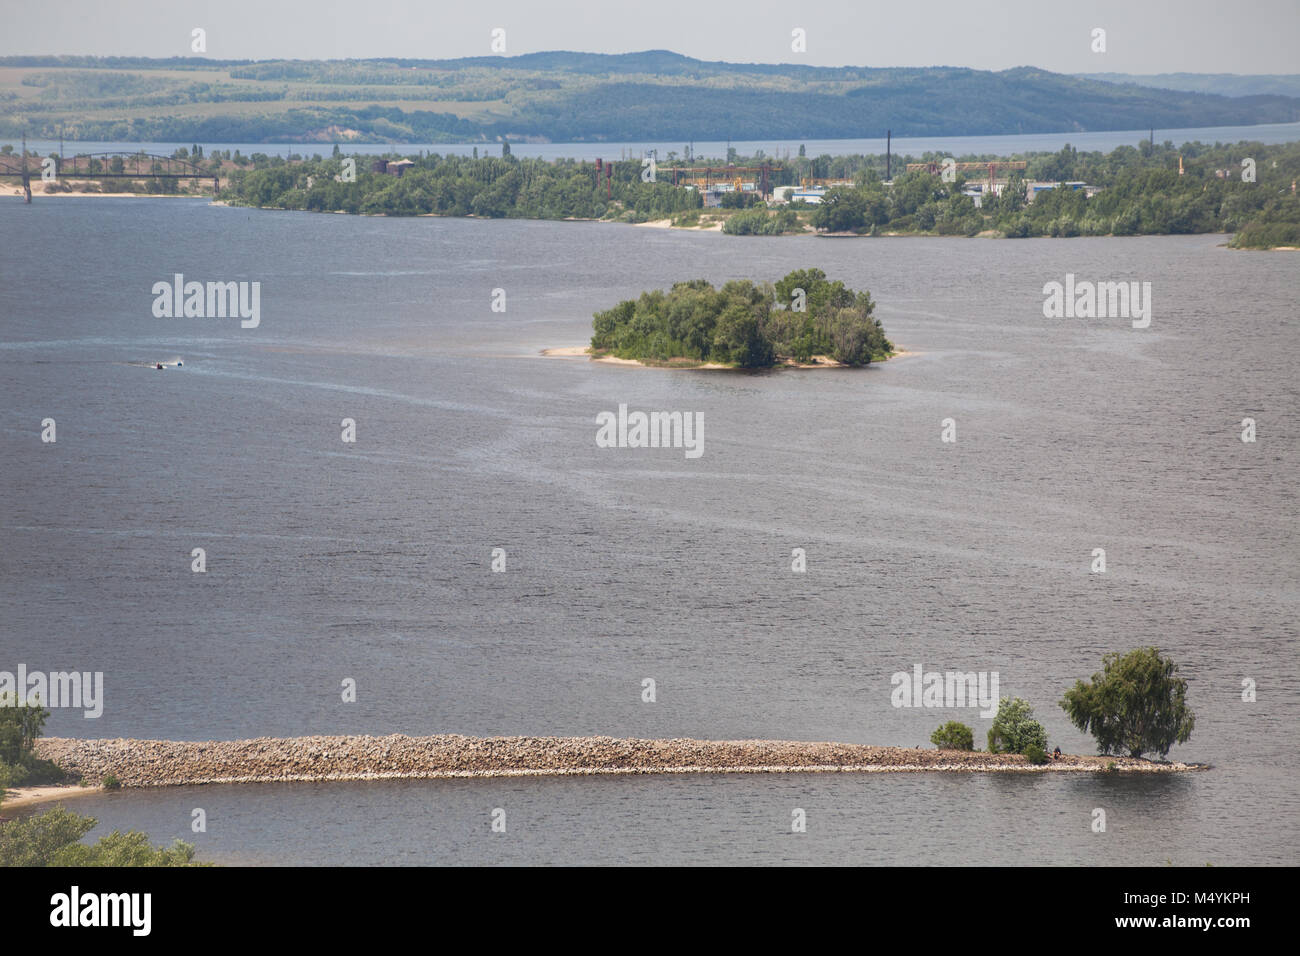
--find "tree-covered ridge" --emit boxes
[2,53,1297,143]
[590,270,891,368]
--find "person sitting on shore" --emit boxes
[1052,747,1062,760]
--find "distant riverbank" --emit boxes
[27,735,1202,800]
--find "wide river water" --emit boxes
[1,198,1296,865]
[15,120,1300,162]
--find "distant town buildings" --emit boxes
[371,158,415,177]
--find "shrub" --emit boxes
[930,721,975,751]
[102,774,121,790]
[987,697,1049,754]
[0,806,203,866]
[0,755,68,789]
[1024,743,1048,765]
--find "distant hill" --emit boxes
[2,51,1298,144]
[1078,73,1300,99]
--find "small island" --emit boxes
[586,269,893,369]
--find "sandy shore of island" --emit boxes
[4,185,203,199]
[30,734,1202,792]
[542,346,911,368]
[1,784,103,810]
[633,217,725,231]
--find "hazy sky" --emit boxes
[3,0,1298,73]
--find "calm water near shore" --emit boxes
[1,198,1296,865]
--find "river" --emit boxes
[0,198,1295,864]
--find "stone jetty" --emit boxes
[33,734,1204,789]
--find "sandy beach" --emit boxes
[633,217,726,231]
[4,184,199,199]
[542,345,911,368]
[1,783,103,810]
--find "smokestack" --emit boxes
[886,130,891,180]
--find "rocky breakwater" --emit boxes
[33,735,1204,789]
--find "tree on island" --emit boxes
[591,269,890,368]
[930,721,975,751]
[1060,647,1195,759]
[987,697,1048,755]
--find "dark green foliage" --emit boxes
[211,139,1300,247]
[930,721,975,751]
[0,806,203,866]
[1061,647,1195,759]
[722,208,799,235]
[987,697,1049,755]
[226,153,701,221]
[101,774,121,790]
[0,693,47,765]
[1023,743,1049,765]
[718,190,760,209]
[590,269,890,368]
[0,754,70,790]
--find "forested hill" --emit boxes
[2,51,1298,143]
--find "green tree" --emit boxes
[812,187,868,232]
[0,692,48,765]
[0,806,203,866]
[712,299,774,368]
[1060,647,1195,758]
[0,805,93,866]
[987,697,1048,754]
[930,721,975,751]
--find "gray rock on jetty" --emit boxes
[35,734,1202,788]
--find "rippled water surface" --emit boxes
[1,199,1296,864]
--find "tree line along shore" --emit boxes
[184,139,1300,247]
[6,139,1296,247]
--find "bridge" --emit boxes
[906,160,1028,191]
[0,151,219,198]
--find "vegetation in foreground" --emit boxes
[0,694,208,867]
[0,806,204,866]
[590,269,890,368]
